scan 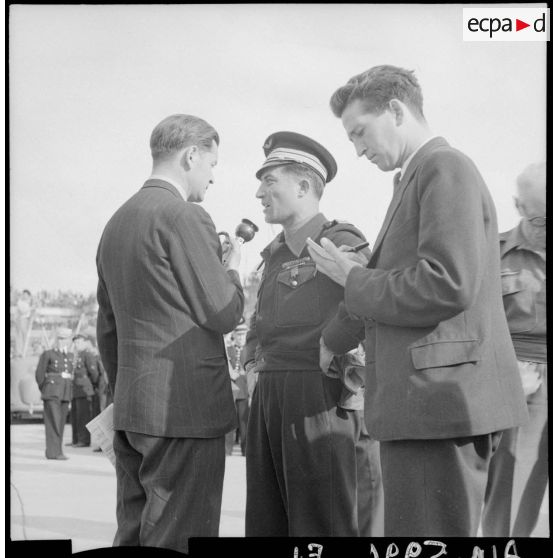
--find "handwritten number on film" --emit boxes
[293,544,323,558]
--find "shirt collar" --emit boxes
[400,135,436,180]
[149,174,188,201]
[283,213,328,257]
[501,223,545,258]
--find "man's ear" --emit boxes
[388,99,405,126]
[297,179,310,197]
[181,145,199,171]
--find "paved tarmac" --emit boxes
[10,422,550,554]
[10,423,246,553]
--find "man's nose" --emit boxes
[255,183,265,198]
[355,141,366,158]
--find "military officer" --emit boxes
[69,334,99,447]
[243,131,383,536]
[35,327,74,460]
[225,323,249,456]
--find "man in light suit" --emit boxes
[307,65,528,537]
[96,114,244,553]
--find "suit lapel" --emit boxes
[368,137,448,265]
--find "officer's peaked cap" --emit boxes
[256,131,337,183]
[56,327,73,339]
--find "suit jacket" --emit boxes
[96,179,244,437]
[323,137,528,441]
[35,349,73,402]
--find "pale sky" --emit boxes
[9,4,547,294]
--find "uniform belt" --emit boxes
[61,372,72,379]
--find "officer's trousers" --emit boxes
[71,397,92,445]
[482,363,548,536]
[43,399,70,459]
[356,412,384,536]
[113,430,226,554]
[246,370,382,537]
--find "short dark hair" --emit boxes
[150,114,220,161]
[330,65,425,120]
[280,163,325,200]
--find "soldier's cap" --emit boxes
[56,327,73,339]
[72,333,86,342]
[256,131,337,184]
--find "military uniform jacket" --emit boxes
[72,349,100,399]
[322,137,528,441]
[35,349,73,402]
[499,225,546,363]
[244,213,367,372]
[96,179,244,438]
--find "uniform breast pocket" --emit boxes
[501,270,537,333]
[275,263,321,327]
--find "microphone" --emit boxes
[235,219,259,244]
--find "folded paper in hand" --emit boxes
[86,403,116,467]
[323,351,366,411]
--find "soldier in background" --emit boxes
[69,334,99,447]
[225,323,249,456]
[35,327,74,460]
[482,162,547,536]
[89,336,109,414]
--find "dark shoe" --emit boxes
[92,447,102,452]
[74,443,90,448]
[65,442,76,447]
[47,455,69,460]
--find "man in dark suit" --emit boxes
[307,65,528,536]
[35,327,74,460]
[69,333,99,447]
[96,114,245,553]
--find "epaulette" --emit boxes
[322,219,351,230]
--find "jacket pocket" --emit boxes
[41,377,61,398]
[410,339,481,370]
[275,263,321,327]
[501,270,537,333]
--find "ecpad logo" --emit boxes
[463,8,550,41]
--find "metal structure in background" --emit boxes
[10,303,99,419]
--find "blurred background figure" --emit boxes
[225,322,249,456]
[68,334,99,448]
[14,289,34,357]
[483,161,547,537]
[35,327,74,460]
